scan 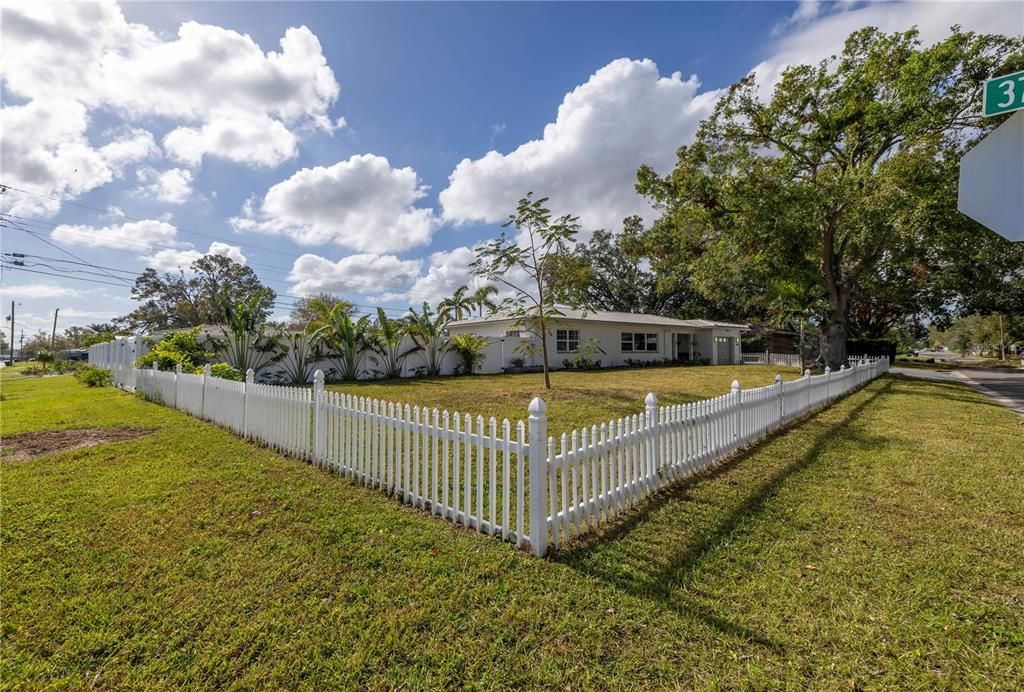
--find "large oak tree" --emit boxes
[637,27,1021,367]
[117,254,276,333]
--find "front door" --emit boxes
[716,337,733,365]
[675,333,690,362]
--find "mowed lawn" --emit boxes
[2,372,1022,687]
[326,364,800,438]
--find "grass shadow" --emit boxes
[551,379,895,650]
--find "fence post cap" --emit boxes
[804,368,811,377]
[245,368,255,383]
[730,379,740,392]
[825,366,831,374]
[313,368,325,384]
[840,364,846,371]
[528,397,546,416]
[775,374,783,384]
[203,363,212,375]
[644,392,658,407]
[152,362,158,370]
[175,363,182,374]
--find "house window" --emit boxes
[504,329,521,337]
[555,329,579,353]
[621,332,658,352]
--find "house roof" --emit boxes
[448,308,748,330]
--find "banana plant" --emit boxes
[406,302,451,377]
[274,329,317,384]
[306,303,372,381]
[217,291,283,375]
[369,308,415,379]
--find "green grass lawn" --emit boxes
[2,372,1022,687]
[326,364,800,438]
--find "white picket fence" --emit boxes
[98,356,889,557]
[742,351,802,367]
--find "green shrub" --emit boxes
[450,333,489,375]
[134,328,213,372]
[75,365,113,387]
[209,362,243,381]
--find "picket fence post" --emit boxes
[645,392,659,479]
[730,380,741,447]
[312,369,325,466]
[173,363,181,409]
[528,397,548,557]
[824,366,832,401]
[775,373,784,423]
[243,368,254,438]
[201,363,211,420]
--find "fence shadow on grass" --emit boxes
[551,378,895,651]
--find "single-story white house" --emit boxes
[447,309,748,372]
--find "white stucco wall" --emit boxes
[449,318,729,371]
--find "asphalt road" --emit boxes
[954,367,1024,416]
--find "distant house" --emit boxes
[447,309,747,371]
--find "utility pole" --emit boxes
[7,300,13,366]
[51,307,60,350]
[19,330,24,360]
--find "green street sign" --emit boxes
[983,70,1024,117]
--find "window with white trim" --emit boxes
[504,329,521,337]
[555,329,579,353]
[621,332,658,352]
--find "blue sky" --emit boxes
[2,1,1019,337]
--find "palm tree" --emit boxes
[438,285,474,322]
[471,284,499,318]
[369,308,415,379]
[406,302,451,377]
[306,302,372,381]
[769,278,824,372]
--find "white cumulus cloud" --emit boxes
[141,241,247,273]
[0,0,342,214]
[233,154,440,253]
[0,283,80,300]
[0,99,158,216]
[287,253,422,296]
[51,219,179,252]
[440,58,722,232]
[136,167,194,204]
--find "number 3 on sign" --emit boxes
[997,76,1024,108]
[984,70,1024,117]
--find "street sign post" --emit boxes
[983,70,1024,117]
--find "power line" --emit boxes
[1,183,302,260]
[1,214,433,309]
[1,218,135,288]
[0,187,465,306]
[0,262,389,320]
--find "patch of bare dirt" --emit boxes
[1,427,157,462]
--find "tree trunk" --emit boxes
[798,316,806,373]
[538,315,551,389]
[820,223,850,370]
[820,316,848,369]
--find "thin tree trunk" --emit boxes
[799,316,805,373]
[539,315,551,389]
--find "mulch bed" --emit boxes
[1,428,157,462]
